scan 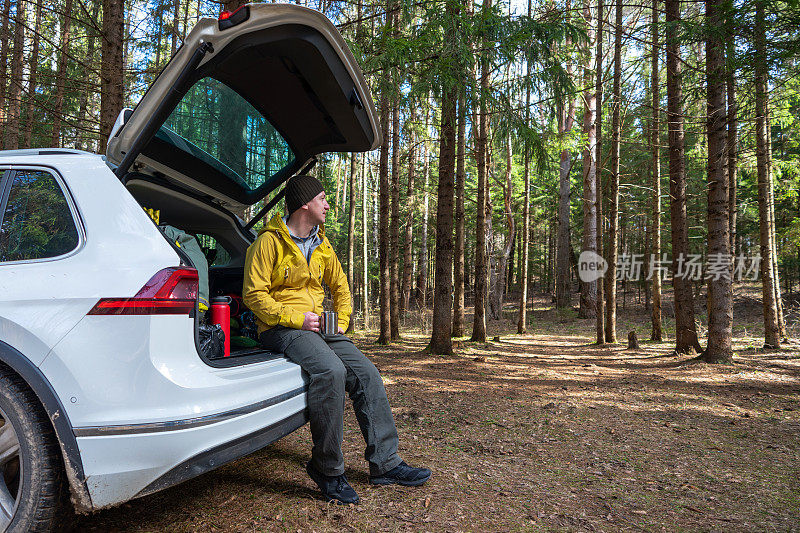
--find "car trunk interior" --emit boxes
[125,175,281,365]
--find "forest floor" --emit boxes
[75,285,800,532]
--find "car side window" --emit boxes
[0,169,79,262]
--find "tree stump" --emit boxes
[627,331,640,350]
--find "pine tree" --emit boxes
[5,0,25,149]
[595,0,606,344]
[390,98,401,340]
[605,0,622,343]
[471,0,492,343]
[649,0,663,341]
[429,0,459,355]
[666,0,701,353]
[754,0,781,349]
[453,90,466,337]
[703,0,733,363]
[579,0,598,321]
[52,0,75,147]
[517,0,532,332]
[101,0,125,142]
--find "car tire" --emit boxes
[0,368,70,533]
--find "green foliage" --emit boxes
[6,0,800,311]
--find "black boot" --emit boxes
[306,462,360,504]
[370,461,431,486]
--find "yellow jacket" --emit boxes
[242,214,351,334]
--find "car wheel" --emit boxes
[0,368,69,533]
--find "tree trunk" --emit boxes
[416,118,430,311]
[154,3,164,76]
[486,164,498,318]
[334,157,342,220]
[766,104,786,339]
[453,90,466,337]
[491,134,515,320]
[0,0,12,142]
[346,154,357,333]
[605,0,622,343]
[470,0,491,342]
[579,0,597,320]
[390,99,401,340]
[754,0,781,349]
[182,0,190,40]
[595,0,605,344]
[650,0,663,341]
[726,36,737,256]
[666,0,702,353]
[101,0,125,142]
[76,4,100,151]
[23,0,42,147]
[52,0,75,147]
[702,0,733,363]
[362,154,370,330]
[401,117,417,313]
[171,0,180,56]
[376,11,393,344]
[507,229,516,294]
[555,117,575,310]
[429,3,457,355]
[5,0,25,149]
[517,0,532,332]
[555,11,576,311]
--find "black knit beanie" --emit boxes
[285,174,325,216]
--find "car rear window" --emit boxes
[0,169,80,262]
[158,77,295,192]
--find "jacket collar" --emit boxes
[262,213,326,243]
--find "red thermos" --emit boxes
[210,296,231,357]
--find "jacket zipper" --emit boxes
[278,226,322,315]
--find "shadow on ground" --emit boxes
[74,298,800,532]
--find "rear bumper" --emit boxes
[75,387,307,509]
[137,408,308,499]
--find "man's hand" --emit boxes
[302,312,320,332]
[338,326,344,334]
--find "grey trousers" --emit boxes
[260,327,402,477]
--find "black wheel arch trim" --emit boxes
[0,340,94,512]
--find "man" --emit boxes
[243,174,430,505]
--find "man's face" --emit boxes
[304,191,329,225]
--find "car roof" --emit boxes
[0,150,108,169]
[0,149,96,158]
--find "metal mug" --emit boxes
[320,311,338,336]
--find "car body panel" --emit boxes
[42,314,305,427]
[0,154,174,366]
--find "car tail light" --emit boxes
[88,267,198,315]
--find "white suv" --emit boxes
[0,4,379,531]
